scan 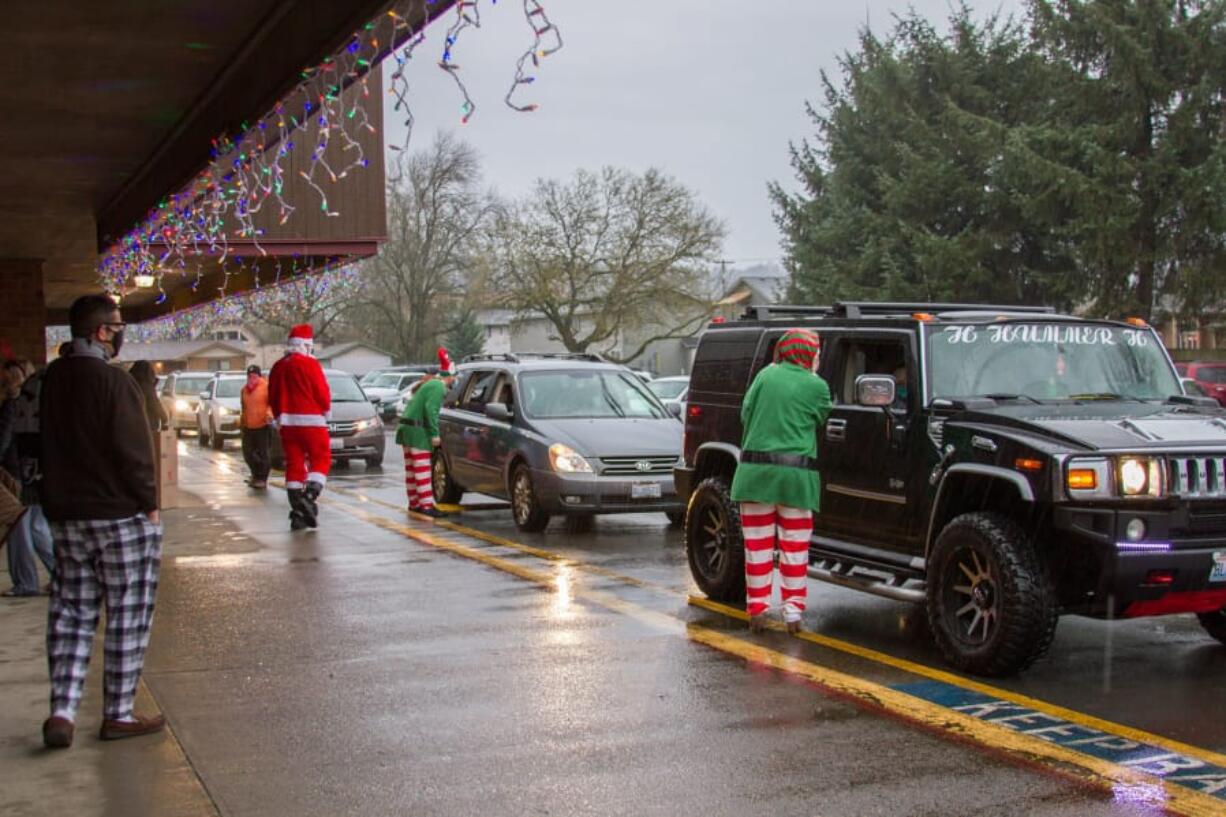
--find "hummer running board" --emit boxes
[807,562,927,604]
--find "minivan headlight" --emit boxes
[549,443,593,474]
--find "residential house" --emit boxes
[315,341,393,375]
[120,340,252,373]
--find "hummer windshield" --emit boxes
[927,322,1181,402]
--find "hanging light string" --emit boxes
[97,0,563,302]
[505,0,563,113]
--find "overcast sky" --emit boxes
[383,0,1022,272]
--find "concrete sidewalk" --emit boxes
[0,505,218,817]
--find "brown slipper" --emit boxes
[43,716,74,749]
[786,620,803,636]
[99,714,166,741]
[748,614,768,634]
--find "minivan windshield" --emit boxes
[175,376,212,396]
[520,371,668,419]
[327,374,368,402]
[928,322,1181,401]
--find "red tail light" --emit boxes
[687,405,703,420]
[1143,569,1175,587]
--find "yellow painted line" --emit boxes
[685,625,1226,817]
[690,595,1226,771]
[316,496,1222,815]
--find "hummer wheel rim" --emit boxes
[949,547,998,644]
[698,503,727,576]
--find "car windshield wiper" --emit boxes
[598,378,625,417]
[1068,392,1125,401]
[982,393,1042,404]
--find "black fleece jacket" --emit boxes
[40,353,157,521]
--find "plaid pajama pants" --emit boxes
[740,502,813,623]
[404,447,434,511]
[47,514,162,722]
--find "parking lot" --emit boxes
[103,432,1225,816]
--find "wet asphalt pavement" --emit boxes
[142,432,1226,816]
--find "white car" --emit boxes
[160,371,218,435]
[647,376,690,417]
[196,374,246,450]
[361,370,428,418]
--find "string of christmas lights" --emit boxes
[98,0,563,302]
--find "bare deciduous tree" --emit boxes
[356,133,494,362]
[489,167,725,363]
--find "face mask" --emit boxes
[110,328,125,357]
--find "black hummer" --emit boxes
[676,302,1226,676]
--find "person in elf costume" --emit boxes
[396,348,458,519]
[267,324,332,530]
[730,328,833,634]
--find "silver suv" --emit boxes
[196,373,246,450]
[431,354,684,531]
[159,371,218,435]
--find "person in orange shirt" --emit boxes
[239,364,274,489]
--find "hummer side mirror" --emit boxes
[855,375,895,407]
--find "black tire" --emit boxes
[685,476,745,603]
[510,464,550,532]
[926,512,1058,677]
[210,422,224,450]
[665,510,685,527]
[365,456,383,469]
[432,452,464,505]
[1198,607,1226,645]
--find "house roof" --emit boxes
[716,275,787,307]
[121,340,251,362]
[476,309,515,326]
[315,341,392,360]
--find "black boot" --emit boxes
[302,481,323,528]
[287,489,309,530]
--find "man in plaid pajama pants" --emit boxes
[38,295,166,749]
[730,329,832,634]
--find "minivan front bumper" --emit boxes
[532,468,681,514]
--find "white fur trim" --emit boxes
[278,413,327,427]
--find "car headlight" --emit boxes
[174,399,189,411]
[1119,456,1164,498]
[354,418,375,431]
[1066,456,1164,498]
[218,406,233,416]
[549,443,593,474]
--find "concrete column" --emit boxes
[0,259,47,366]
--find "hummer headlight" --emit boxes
[1119,456,1164,498]
[1066,458,1111,499]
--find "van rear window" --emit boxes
[690,329,761,394]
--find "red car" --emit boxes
[1180,361,1226,407]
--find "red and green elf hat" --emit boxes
[774,328,820,369]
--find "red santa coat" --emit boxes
[268,352,331,426]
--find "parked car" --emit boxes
[360,369,429,419]
[1182,377,1209,398]
[270,369,386,469]
[196,373,246,450]
[431,353,685,531]
[647,376,690,416]
[1178,361,1226,407]
[384,378,427,422]
[159,371,219,435]
[678,301,1226,676]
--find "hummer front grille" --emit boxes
[1169,455,1226,498]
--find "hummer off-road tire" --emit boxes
[1198,607,1226,645]
[927,511,1057,677]
[685,476,745,603]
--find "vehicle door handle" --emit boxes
[826,418,847,442]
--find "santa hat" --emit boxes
[437,346,456,376]
[775,328,820,369]
[287,324,314,353]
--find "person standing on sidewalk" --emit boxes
[2,360,54,598]
[239,364,273,490]
[396,348,457,519]
[268,325,331,530]
[730,329,832,635]
[39,294,165,749]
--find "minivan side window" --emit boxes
[460,370,500,413]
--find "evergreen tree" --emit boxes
[445,309,486,362]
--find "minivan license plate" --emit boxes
[1212,551,1226,583]
[329,438,344,451]
[631,483,661,500]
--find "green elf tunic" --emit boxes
[730,362,833,511]
[395,378,446,450]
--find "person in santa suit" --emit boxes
[730,328,832,635]
[267,324,332,530]
[395,348,458,518]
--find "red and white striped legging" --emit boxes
[740,502,813,622]
[404,447,434,511]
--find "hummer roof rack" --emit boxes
[741,302,1056,321]
[462,352,608,364]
